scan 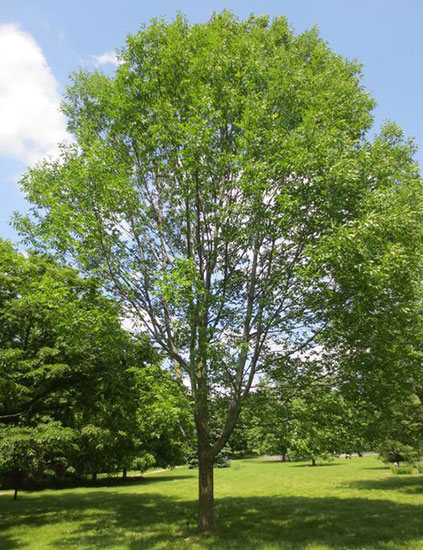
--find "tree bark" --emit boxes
[193,350,215,532]
[311,458,316,467]
[13,487,18,501]
[198,449,214,532]
[92,472,97,481]
[122,469,127,479]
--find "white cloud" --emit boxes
[0,23,68,166]
[91,50,120,67]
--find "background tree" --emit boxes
[310,123,423,423]
[15,13,423,530]
[369,391,423,465]
[0,239,176,489]
[288,385,356,465]
[246,360,366,463]
[132,363,194,469]
[245,385,294,461]
[0,422,75,499]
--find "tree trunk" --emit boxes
[193,353,215,533]
[92,472,97,481]
[311,458,316,467]
[198,450,214,532]
[122,469,127,479]
[10,471,23,501]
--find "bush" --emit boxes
[131,453,156,473]
[390,464,414,475]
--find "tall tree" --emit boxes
[15,13,423,530]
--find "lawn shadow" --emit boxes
[131,475,193,485]
[17,474,194,494]
[348,474,423,495]
[0,531,21,550]
[214,494,423,550]
[291,463,345,468]
[2,486,423,549]
[256,459,288,464]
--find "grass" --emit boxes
[2,456,423,549]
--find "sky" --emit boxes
[1,0,422,243]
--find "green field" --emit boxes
[2,457,423,550]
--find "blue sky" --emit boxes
[1,0,422,242]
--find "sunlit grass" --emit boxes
[1,456,423,549]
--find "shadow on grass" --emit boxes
[349,474,423,495]
[0,531,20,550]
[291,463,345,468]
[256,459,287,464]
[17,474,195,494]
[2,487,423,549]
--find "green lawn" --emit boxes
[2,457,423,550]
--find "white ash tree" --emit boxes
[16,12,423,530]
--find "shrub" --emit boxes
[131,453,156,473]
[390,464,414,475]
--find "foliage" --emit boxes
[243,388,294,460]
[244,361,367,464]
[288,385,357,463]
[379,439,423,466]
[131,453,156,473]
[131,364,194,468]
[0,239,188,487]
[371,390,423,468]
[0,422,76,498]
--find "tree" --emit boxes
[244,385,294,461]
[0,422,75,499]
[372,392,423,465]
[15,13,423,530]
[288,386,356,465]
[0,239,163,486]
[245,360,366,464]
